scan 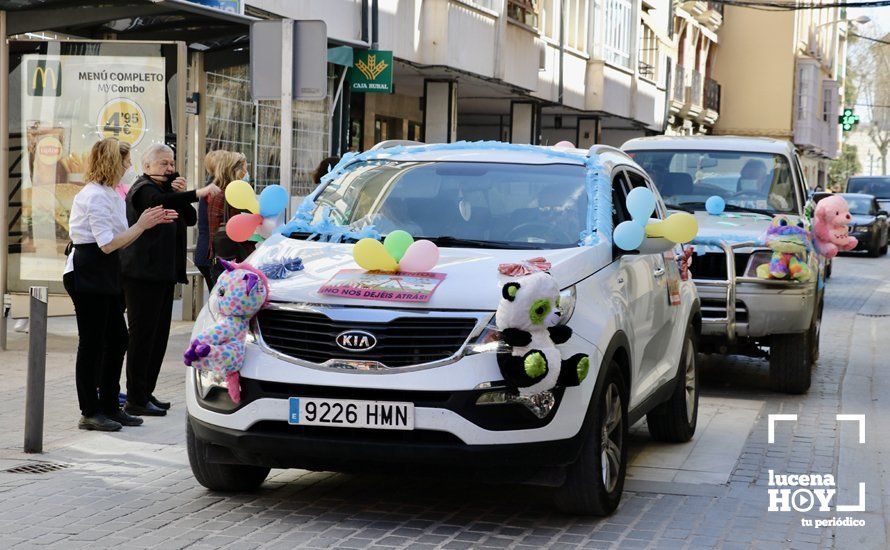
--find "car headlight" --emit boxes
[744,250,773,278]
[851,223,872,232]
[195,368,228,399]
[557,285,576,325]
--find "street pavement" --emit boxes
[1,253,889,549]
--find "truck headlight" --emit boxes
[744,250,773,278]
[195,369,228,399]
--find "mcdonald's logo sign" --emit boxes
[27,60,62,97]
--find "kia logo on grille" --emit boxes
[335,330,377,352]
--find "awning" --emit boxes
[3,0,256,52]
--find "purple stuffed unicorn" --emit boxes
[184,260,270,403]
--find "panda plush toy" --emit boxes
[495,270,590,396]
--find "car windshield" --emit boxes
[627,149,798,214]
[846,177,890,198]
[306,161,589,248]
[845,196,875,215]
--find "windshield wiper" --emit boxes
[417,236,542,250]
[662,203,694,213]
[678,202,775,217]
[285,231,360,243]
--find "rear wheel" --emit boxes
[187,419,270,491]
[808,296,823,364]
[647,329,698,443]
[553,362,628,516]
[769,332,812,394]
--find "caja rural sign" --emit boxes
[349,50,393,93]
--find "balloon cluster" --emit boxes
[354,230,440,273]
[224,181,290,243]
[614,187,698,251]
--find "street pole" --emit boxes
[0,11,10,351]
[24,286,47,453]
[279,19,294,199]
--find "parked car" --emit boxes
[845,176,890,212]
[186,141,702,516]
[623,136,824,394]
[812,192,889,257]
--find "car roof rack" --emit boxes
[369,140,425,151]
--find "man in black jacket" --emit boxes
[120,143,221,416]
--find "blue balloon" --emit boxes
[614,221,645,251]
[259,185,289,217]
[705,195,726,216]
[626,187,656,222]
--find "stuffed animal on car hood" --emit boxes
[813,194,858,259]
[184,260,270,403]
[756,216,812,282]
[495,262,589,397]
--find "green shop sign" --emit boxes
[349,50,393,93]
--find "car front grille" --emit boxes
[256,308,478,368]
[693,252,751,280]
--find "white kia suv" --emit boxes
[186,141,701,516]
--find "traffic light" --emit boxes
[839,108,860,132]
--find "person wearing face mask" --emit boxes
[119,143,221,417]
[207,151,254,288]
[114,141,138,200]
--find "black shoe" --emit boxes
[124,400,167,417]
[149,395,171,410]
[78,414,123,432]
[105,408,144,426]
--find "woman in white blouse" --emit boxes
[64,138,176,432]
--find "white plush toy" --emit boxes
[495,269,589,396]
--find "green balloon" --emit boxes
[383,230,414,262]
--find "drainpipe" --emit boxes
[371,0,379,49]
[558,0,565,105]
[361,0,369,45]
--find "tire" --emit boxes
[824,260,832,279]
[808,296,823,364]
[868,242,880,258]
[553,362,628,516]
[647,329,699,443]
[769,332,812,394]
[881,243,888,256]
[187,419,270,491]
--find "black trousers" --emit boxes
[123,278,175,406]
[197,264,214,292]
[63,272,127,417]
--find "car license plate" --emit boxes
[288,397,414,430]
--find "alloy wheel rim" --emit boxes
[684,338,696,424]
[600,382,623,493]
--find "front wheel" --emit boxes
[187,419,270,491]
[769,332,812,394]
[553,362,628,516]
[647,329,698,443]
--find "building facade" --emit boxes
[665,0,723,135]
[713,2,847,189]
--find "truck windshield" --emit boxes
[627,149,798,214]
[307,161,588,248]
[846,177,890,198]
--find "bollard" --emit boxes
[24,286,47,453]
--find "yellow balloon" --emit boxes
[225,180,259,214]
[645,212,698,243]
[353,238,399,272]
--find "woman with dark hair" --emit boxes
[65,138,176,431]
[312,156,340,185]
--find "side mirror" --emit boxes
[637,236,676,255]
[879,210,888,217]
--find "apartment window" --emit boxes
[638,24,658,80]
[822,85,832,122]
[604,0,633,69]
[796,61,818,122]
[507,0,539,28]
[540,0,588,49]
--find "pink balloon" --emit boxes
[554,140,575,148]
[226,213,263,242]
[399,239,439,273]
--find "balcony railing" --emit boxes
[709,1,723,15]
[690,69,703,106]
[705,77,721,113]
[673,64,687,103]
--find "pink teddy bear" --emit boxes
[813,195,858,259]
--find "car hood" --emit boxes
[689,210,780,246]
[246,234,610,311]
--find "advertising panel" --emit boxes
[19,54,166,282]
